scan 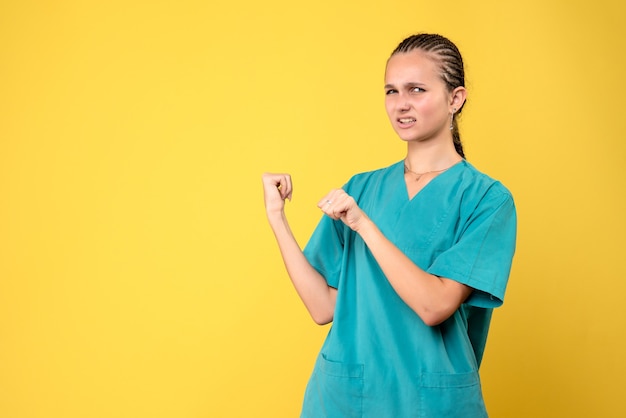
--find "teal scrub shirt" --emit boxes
[301,160,517,418]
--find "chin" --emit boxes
[395,132,419,142]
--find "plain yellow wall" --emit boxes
[1,0,625,417]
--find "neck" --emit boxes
[404,140,462,172]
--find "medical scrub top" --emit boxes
[301,160,517,418]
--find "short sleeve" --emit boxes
[427,189,517,308]
[303,215,346,289]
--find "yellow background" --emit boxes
[1,0,624,417]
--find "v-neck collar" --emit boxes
[400,159,466,202]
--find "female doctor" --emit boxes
[262,33,517,417]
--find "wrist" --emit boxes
[353,213,372,234]
[266,208,287,226]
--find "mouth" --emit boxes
[398,117,416,126]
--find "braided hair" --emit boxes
[391,34,467,158]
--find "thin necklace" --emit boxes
[403,160,460,182]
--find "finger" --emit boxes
[264,173,292,200]
[318,190,347,219]
[276,176,290,201]
[282,174,293,201]
[262,173,283,190]
[317,189,340,209]
[318,196,333,209]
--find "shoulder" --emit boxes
[458,161,513,202]
[455,161,515,222]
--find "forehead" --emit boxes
[385,50,442,84]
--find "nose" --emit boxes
[394,92,410,112]
[398,100,410,112]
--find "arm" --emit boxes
[262,173,337,325]
[319,188,471,326]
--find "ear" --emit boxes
[449,86,467,112]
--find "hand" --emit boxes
[318,189,368,232]
[262,173,293,215]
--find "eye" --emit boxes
[411,86,425,93]
[385,89,398,95]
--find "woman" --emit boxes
[262,33,516,417]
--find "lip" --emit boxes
[397,117,417,128]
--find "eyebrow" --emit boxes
[384,82,427,89]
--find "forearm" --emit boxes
[355,216,470,326]
[267,211,336,325]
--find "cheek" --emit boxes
[384,98,394,118]
[417,99,446,119]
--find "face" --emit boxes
[384,50,458,144]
